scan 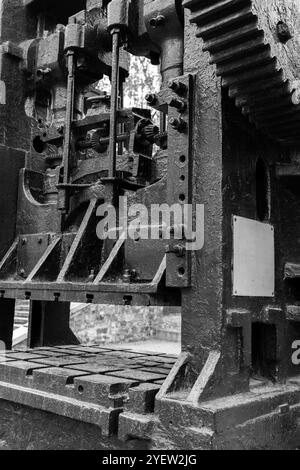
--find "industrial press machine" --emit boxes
[0,0,299,450]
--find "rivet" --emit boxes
[149,15,165,28]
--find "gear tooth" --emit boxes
[91,133,100,150]
[91,130,108,153]
[142,124,160,142]
[184,0,300,145]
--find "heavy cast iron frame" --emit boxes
[0,0,299,450]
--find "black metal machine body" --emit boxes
[0,0,300,450]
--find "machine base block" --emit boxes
[0,345,299,450]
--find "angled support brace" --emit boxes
[57,199,97,282]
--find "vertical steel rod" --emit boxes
[108,29,120,179]
[60,49,75,213]
[63,50,75,186]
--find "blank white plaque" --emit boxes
[232,216,275,298]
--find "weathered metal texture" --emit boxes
[0,345,175,443]
[166,74,193,288]
[219,96,287,387]
[180,23,227,395]
[144,73,193,288]
[0,345,299,449]
[0,0,299,450]
[158,3,300,408]
[183,0,300,146]
[0,1,35,154]
[0,0,185,322]
[144,0,184,83]
[0,148,25,256]
[28,301,80,348]
[16,170,61,236]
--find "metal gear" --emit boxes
[141,124,160,143]
[90,128,109,153]
[183,0,300,146]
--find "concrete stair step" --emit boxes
[155,330,181,342]
[15,312,29,318]
[14,301,29,322]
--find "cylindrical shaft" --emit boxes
[59,50,75,213]
[108,29,120,179]
[77,133,128,151]
[63,51,75,185]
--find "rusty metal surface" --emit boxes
[0,1,187,330]
[0,344,299,449]
[0,0,300,450]
[0,344,176,436]
[183,0,300,146]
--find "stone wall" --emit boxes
[70,304,167,345]
[14,303,181,348]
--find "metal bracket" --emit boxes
[166,74,193,288]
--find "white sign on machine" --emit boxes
[232,216,275,298]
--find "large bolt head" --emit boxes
[169,98,186,112]
[168,80,187,95]
[169,117,186,132]
[277,21,292,43]
[145,93,158,106]
[149,15,165,28]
